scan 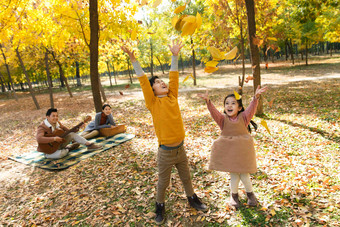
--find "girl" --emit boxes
[198,86,267,208]
[81,104,116,139]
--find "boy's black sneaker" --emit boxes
[155,202,165,225]
[187,193,207,211]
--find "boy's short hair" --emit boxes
[46,108,58,116]
[102,104,111,110]
[149,76,159,88]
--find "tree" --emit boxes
[245,0,263,115]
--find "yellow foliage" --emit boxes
[131,29,137,40]
[152,0,162,8]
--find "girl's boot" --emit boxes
[230,193,240,208]
[246,192,258,206]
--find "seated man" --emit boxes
[36,108,102,159]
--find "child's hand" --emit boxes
[121,46,137,63]
[168,39,184,56]
[255,85,268,99]
[197,90,210,102]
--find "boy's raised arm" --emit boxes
[121,46,145,77]
[168,40,183,97]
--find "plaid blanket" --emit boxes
[9,133,135,170]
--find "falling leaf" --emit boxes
[268,98,275,107]
[171,15,178,28]
[224,46,238,60]
[267,37,277,41]
[152,0,162,8]
[260,119,271,134]
[205,60,219,67]
[233,54,240,62]
[119,91,124,95]
[174,4,186,14]
[125,84,130,89]
[137,20,143,24]
[246,75,254,81]
[253,36,263,47]
[140,0,148,6]
[181,22,197,36]
[183,75,190,82]
[204,66,219,73]
[208,46,224,60]
[171,0,176,2]
[182,15,196,23]
[252,65,257,69]
[196,12,202,30]
[131,29,137,40]
[147,31,155,34]
[175,15,187,31]
[233,90,241,100]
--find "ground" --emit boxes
[0,55,339,226]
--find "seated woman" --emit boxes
[81,104,116,139]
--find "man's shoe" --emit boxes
[187,193,207,211]
[87,143,102,151]
[230,193,240,208]
[65,143,80,151]
[246,192,258,206]
[155,202,165,225]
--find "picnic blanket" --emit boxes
[9,133,135,170]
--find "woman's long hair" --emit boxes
[223,94,258,133]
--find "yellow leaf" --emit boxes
[208,46,224,60]
[204,66,219,73]
[181,22,197,36]
[189,73,195,79]
[270,209,276,216]
[205,60,219,67]
[183,75,190,82]
[196,12,202,30]
[182,15,196,23]
[267,37,277,41]
[171,0,176,2]
[152,0,162,8]
[260,119,271,134]
[268,98,275,107]
[131,29,137,40]
[140,0,148,6]
[175,15,187,31]
[224,46,238,60]
[174,4,186,14]
[233,90,241,100]
[171,15,178,28]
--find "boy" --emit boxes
[122,40,207,225]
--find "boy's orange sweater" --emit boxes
[138,71,185,145]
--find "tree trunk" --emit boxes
[285,39,288,61]
[0,71,7,93]
[99,76,107,103]
[155,56,165,74]
[127,60,133,84]
[45,51,54,108]
[305,39,308,66]
[90,0,102,112]
[245,0,263,115]
[1,45,18,101]
[239,24,246,95]
[262,44,268,70]
[75,61,82,86]
[51,52,73,97]
[16,48,40,110]
[150,38,154,77]
[106,61,112,87]
[289,38,295,65]
[180,54,184,73]
[191,38,197,86]
[112,63,117,85]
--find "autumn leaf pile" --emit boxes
[0,65,339,225]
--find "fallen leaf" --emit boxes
[119,91,124,95]
[125,84,130,89]
[268,98,275,107]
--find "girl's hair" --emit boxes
[102,104,111,110]
[223,94,258,132]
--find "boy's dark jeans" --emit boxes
[156,144,194,203]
